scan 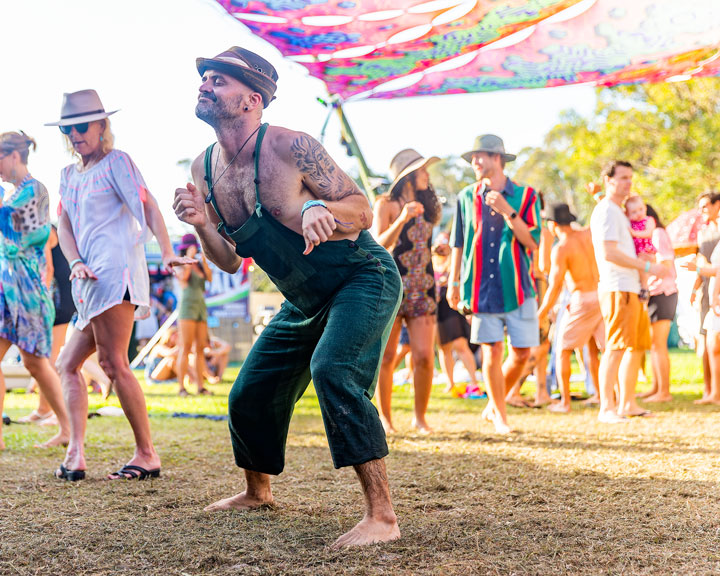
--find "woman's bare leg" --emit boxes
[91,303,161,477]
[405,314,436,433]
[194,321,210,394]
[24,323,69,420]
[646,320,673,403]
[375,318,403,434]
[56,325,96,472]
[0,338,13,450]
[438,342,455,392]
[20,349,70,448]
[176,319,197,396]
[453,338,479,388]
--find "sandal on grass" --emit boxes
[56,463,86,482]
[108,465,161,481]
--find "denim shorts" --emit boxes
[470,299,540,349]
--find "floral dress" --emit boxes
[0,175,54,356]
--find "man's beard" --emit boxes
[195,95,242,128]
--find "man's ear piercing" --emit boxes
[244,107,249,111]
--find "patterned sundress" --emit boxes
[0,175,54,356]
[392,214,436,318]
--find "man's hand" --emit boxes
[162,254,196,276]
[399,201,424,224]
[302,205,336,255]
[173,183,208,228]
[484,191,512,216]
[446,283,460,310]
[69,262,97,281]
[690,290,697,306]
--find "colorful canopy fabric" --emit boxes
[217,0,720,100]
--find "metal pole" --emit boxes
[317,95,376,203]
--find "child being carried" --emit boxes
[625,194,656,301]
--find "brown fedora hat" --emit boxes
[45,89,118,127]
[387,149,440,197]
[196,46,278,108]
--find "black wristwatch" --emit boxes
[508,211,517,220]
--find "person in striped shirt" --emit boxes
[447,135,541,434]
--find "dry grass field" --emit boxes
[2,349,720,575]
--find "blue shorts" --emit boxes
[470,299,540,349]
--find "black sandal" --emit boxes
[108,464,161,481]
[56,463,86,482]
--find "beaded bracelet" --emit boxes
[301,199,328,217]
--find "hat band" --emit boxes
[61,109,105,120]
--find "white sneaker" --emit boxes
[598,410,628,424]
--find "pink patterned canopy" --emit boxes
[216,0,720,100]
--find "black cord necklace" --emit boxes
[211,124,262,191]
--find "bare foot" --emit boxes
[490,414,513,435]
[443,384,453,394]
[548,403,571,414]
[636,389,658,399]
[694,396,720,405]
[39,414,59,427]
[643,394,673,403]
[481,404,494,422]
[197,387,213,396]
[411,418,433,435]
[35,432,69,449]
[581,395,600,406]
[331,514,400,549]
[505,395,530,408]
[380,416,396,435]
[204,490,274,512]
[532,395,552,408]
[17,410,53,424]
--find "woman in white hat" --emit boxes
[47,89,191,480]
[0,131,70,450]
[372,149,441,433]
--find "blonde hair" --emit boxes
[63,118,115,160]
[0,131,37,164]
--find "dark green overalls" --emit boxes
[204,124,401,474]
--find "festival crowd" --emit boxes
[0,45,717,548]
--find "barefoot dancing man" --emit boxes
[173,47,402,548]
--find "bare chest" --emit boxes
[209,151,302,231]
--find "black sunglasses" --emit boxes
[59,123,90,135]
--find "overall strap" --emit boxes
[253,123,269,216]
[203,143,227,231]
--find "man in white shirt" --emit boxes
[590,161,667,423]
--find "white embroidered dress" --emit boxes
[59,150,151,330]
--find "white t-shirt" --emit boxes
[590,198,640,294]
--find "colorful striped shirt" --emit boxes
[450,177,541,314]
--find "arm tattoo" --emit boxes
[291,135,360,201]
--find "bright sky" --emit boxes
[2,0,596,234]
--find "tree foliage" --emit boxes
[511,78,720,224]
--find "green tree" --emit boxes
[512,78,720,223]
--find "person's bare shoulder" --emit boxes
[267,126,305,165]
[190,151,208,192]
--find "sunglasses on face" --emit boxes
[59,123,90,135]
